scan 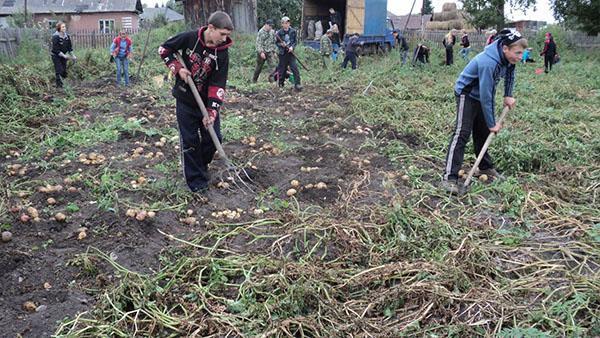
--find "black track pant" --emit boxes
[277,52,301,86]
[445,46,454,65]
[52,55,67,87]
[544,54,554,72]
[342,51,357,69]
[443,94,494,181]
[176,100,222,192]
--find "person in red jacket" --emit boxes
[158,11,234,193]
[540,32,558,73]
[110,30,133,86]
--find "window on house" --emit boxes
[48,19,58,30]
[99,19,115,33]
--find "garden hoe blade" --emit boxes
[174,53,255,194]
[461,106,510,195]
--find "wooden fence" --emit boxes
[1,27,599,58]
[0,28,140,57]
[401,29,600,49]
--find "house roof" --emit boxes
[0,0,141,15]
[389,13,432,31]
[140,7,184,22]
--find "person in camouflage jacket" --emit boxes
[252,19,278,83]
[320,30,333,68]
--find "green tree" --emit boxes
[552,0,600,35]
[257,0,302,29]
[461,0,536,30]
[166,0,184,15]
[8,10,34,28]
[421,0,433,15]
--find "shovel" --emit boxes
[462,106,510,192]
[174,53,254,192]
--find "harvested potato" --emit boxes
[1,231,12,242]
[217,181,230,189]
[135,210,148,221]
[316,182,327,189]
[27,207,39,218]
[22,301,36,312]
[290,180,300,188]
[479,174,489,182]
[125,209,137,218]
[180,217,197,225]
[286,188,297,197]
[54,213,66,222]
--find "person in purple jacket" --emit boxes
[442,29,528,194]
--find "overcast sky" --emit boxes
[142,0,556,23]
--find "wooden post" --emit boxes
[92,30,96,49]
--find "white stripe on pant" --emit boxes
[444,94,465,181]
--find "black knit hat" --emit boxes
[497,28,523,46]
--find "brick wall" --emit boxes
[34,12,139,32]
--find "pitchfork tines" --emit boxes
[174,52,255,193]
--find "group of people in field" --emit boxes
[441,28,559,72]
[50,21,132,88]
[49,11,561,196]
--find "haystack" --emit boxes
[433,11,459,21]
[426,20,464,31]
[428,2,470,30]
[442,2,457,12]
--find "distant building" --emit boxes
[388,12,432,31]
[508,20,547,31]
[176,0,256,33]
[0,0,143,31]
[140,7,184,23]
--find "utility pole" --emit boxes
[24,0,28,26]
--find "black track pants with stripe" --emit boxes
[176,100,222,192]
[443,94,494,181]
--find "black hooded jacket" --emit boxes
[159,26,233,114]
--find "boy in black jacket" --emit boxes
[342,33,361,70]
[276,16,302,91]
[158,11,234,193]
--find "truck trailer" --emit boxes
[301,0,396,55]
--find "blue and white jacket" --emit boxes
[455,40,515,128]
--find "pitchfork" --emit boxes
[174,53,254,192]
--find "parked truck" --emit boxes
[301,0,396,55]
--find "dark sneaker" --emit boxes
[476,168,505,181]
[294,84,303,92]
[441,179,460,194]
[191,184,209,194]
